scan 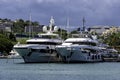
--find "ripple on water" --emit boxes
[0,59,120,80]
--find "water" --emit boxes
[0,59,120,80]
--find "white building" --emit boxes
[0,22,12,32]
[88,26,116,35]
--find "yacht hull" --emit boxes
[14,47,61,63]
[56,46,103,63]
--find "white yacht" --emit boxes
[14,17,63,63]
[56,32,103,62]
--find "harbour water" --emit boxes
[0,59,120,80]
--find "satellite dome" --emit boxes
[43,26,47,32]
[54,26,58,32]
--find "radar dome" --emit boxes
[54,26,58,32]
[43,26,47,32]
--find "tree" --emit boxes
[54,28,67,40]
[13,19,40,33]
[9,32,16,42]
[0,34,13,55]
[13,19,25,33]
[101,27,120,46]
[32,21,39,26]
[70,30,79,34]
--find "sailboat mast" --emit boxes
[82,17,86,31]
[67,17,70,38]
[29,12,32,39]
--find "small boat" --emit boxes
[99,45,118,62]
[8,50,21,59]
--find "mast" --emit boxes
[29,11,32,39]
[82,17,86,31]
[67,17,70,38]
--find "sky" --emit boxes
[0,0,120,28]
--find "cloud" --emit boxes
[0,0,120,27]
[36,0,68,3]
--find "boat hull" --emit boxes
[14,47,61,63]
[56,46,102,63]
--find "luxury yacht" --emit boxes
[14,17,63,63]
[56,32,103,62]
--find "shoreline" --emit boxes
[0,56,8,59]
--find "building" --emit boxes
[24,25,44,33]
[0,22,13,32]
[88,26,115,35]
